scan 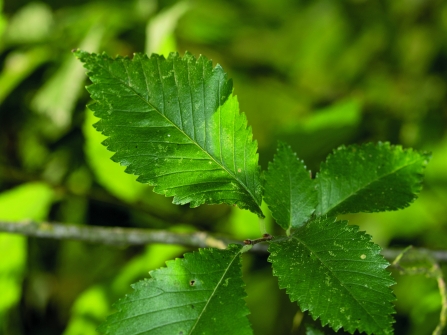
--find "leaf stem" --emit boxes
[243,233,273,246]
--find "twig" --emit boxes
[0,220,267,252]
[1,220,447,261]
[382,248,447,264]
[433,264,446,335]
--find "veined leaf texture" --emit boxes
[76,50,432,335]
[75,50,263,216]
[316,142,430,216]
[98,245,252,335]
[269,216,396,335]
[264,142,317,230]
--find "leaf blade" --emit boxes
[316,142,430,216]
[98,245,252,335]
[75,50,263,215]
[264,142,317,230]
[268,216,395,335]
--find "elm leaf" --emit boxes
[264,142,317,230]
[75,50,263,216]
[268,216,395,335]
[98,244,252,335]
[316,142,430,216]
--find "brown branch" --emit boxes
[1,220,447,261]
[0,220,266,252]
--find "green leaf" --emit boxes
[299,313,349,335]
[264,142,317,230]
[83,110,149,203]
[32,26,104,132]
[268,216,395,335]
[0,182,54,325]
[316,142,430,216]
[75,50,263,216]
[98,244,252,335]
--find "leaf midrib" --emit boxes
[318,155,422,215]
[290,234,387,333]
[188,250,240,335]
[97,57,261,211]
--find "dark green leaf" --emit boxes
[316,142,430,216]
[298,313,350,335]
[98,244,252,335]
[268,216,395,335]
[75,50,263,216]
[264,142,317,230]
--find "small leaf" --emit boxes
[98,244,252,335]
[75,50,263,216]
[316,142,430,216]
[264,142,317,230]
[268,216,395,335]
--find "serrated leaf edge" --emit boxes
[75,50,263,215]
[98,245,251,335]
[268,218,396,335]
[316,141,430,216]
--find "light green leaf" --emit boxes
[0,182,54,221]
[264,142,317,230]
[32,26,104,132]
[3,2,53,44]
[63,286,110,335]
[98,244,252,335]
[268,216,395,335]
[0,47,50,105]
[83,110,149,203]
[75,51,263,216]
[145,1,189,56]
[316,142,430,216]
[0,183,54,326]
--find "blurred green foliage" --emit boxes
[0,0,446,334]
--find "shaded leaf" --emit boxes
[264,142,317,230]
[75,50,263,216]
[98,244,252,335]
[298,313,351,335]
[268,216,395,335]
[316,142,430,216]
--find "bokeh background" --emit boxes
[1,0,447,334]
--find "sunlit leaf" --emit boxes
[32,27,104,131]
[98,244,252,335]
[0,183,54,325]
[268,216,395,335]
[145,1,189,56]
[76,50,263,216]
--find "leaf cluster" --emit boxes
[76,50,430,335]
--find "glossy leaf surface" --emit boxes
[264,142,317,230]
[75,50,263,215]
[98,244,252,335]
[316,142,430,216]
[268,216,395,335]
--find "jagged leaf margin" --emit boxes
[264,142,317,230]
[98,244,252,335]
[268,216,395,335]
[75,50,263,216]
[316,142,430,216]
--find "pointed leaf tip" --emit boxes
[264,142,317,230]
[316,142,430,216]
[77,51,263,216]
